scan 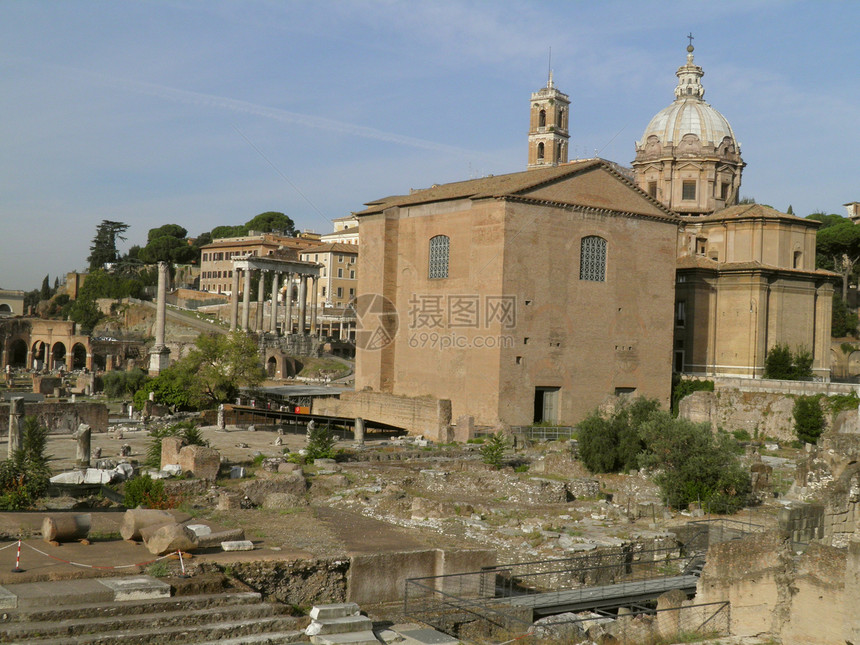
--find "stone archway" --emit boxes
[266,356,277,378]
[31,341,48,369]
[71,343,88,370]
[8,338,27,367]
[52,342,66,370]
[0,304,11,314]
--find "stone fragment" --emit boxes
[162,464,182,477]
[278,462,303,474]
[145,523,197,556]
[186,524,212,538]
[216,491,243,510]
[262,492,307,510]
[230,466,246,479]
[120,508,192,541]
[195,528,246,548]
[221,540,254,551]
[42,513,91,543]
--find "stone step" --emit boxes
[310,631,381,645]
[309,602,360,620]
[308,615,373,635]
[0,590,264,623]
[8,615,304,645]
[0,575,170,609]
[2,600,291,641]
[198,636,312,645]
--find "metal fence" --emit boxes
[506,426,577,441]
[405,543,703,638]
[404,571,730,644]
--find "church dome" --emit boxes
[637,45,739,151]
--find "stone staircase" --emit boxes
[0,575,309,644]
[304,603,460,645]
[305,603,378,645]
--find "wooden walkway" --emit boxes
[504,575,700,616]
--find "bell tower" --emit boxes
[528,70,570,169]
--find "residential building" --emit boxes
[300,243,358,309]
[320,215,359,245]
[199,232,322,295]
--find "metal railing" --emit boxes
[509,425,576,441]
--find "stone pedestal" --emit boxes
[148,345,170,375]
[354,417,365,445]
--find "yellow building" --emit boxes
[299,243,358,309]
[632,43,834,379]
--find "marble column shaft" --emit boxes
[241,269,252,331]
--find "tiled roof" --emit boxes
[677,255,838,277]
[300,243,359,255]
[682,204,819,226]
[354,159,677,222]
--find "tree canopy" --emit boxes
[138,224,198,265]
[135,331,265,410]
[207,212,297,241]
[87,220,129,271]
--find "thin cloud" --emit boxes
[15,56,488,158]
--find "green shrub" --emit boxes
[577,397,660,473]
[0,416,52,510]
[639,412,751,514]
[764,344,813,380]
[480,432,509,469]
[102,368,150,399]
[123,474,167,509]
[793,395,825,444]
[732,429,752,441]
[305,424,337,462]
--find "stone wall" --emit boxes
[347,548,495,604]
[0,401,108,434]
[712,377,858,396]
[680,389,798,441]
[696,530,860,643]
[312,390,452,440]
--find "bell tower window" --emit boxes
[537,142,545,160]
[538,110,546,128]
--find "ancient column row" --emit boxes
[229,269,319,337]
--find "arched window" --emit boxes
[537,142,545,160]
[557,108,564,127]
[580,236,607,282]
[538,110,546,127]
[429,235,449,279]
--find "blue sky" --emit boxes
[2,0,858,289]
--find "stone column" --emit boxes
[284,273,294,335]
[256,272,266,331]
[270,272,280,335]
[148,261,171,375]
[298,275,307,335]
[8,397,24,458]
[229,268,241,330]
[74,423,91,470]
[241,268,252,331]
[217,403,226,430]
[354,417,365,445]
[310,276,319,336]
